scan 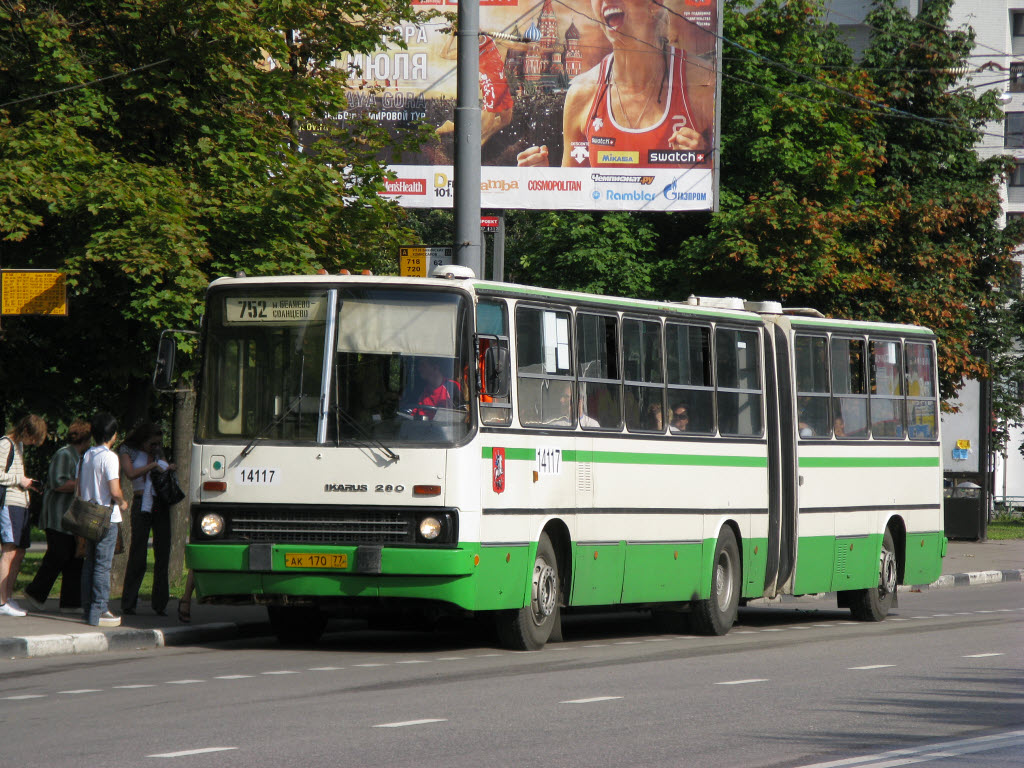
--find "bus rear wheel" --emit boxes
[495,533,560,651]
[847,528,898,622]
[268,605,328,645]
[690,526,740,636]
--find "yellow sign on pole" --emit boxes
[399,246,452,278]
[0,270,68,316]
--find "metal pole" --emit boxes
[493,213,505,282]
[454,2,482,277]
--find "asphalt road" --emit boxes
[2,584,1021,768]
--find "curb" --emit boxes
[1,620,272,660]
[907,568,1024,591]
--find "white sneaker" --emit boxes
[6,598,24,612]
[0,602,27,617]
[97,611,121,627]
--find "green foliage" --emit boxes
[0,0,428,426]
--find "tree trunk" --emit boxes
[168,388,195,583]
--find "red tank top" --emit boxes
[583,47,706,168]
[479,35,514,113]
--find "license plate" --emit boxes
[284,553,349,569]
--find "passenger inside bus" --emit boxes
[669,403,689,432]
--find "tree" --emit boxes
[0,0,432,580]
[0,0,431,428]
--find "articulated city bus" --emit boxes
[156,267,946,649]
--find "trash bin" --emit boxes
[943,480,987,540]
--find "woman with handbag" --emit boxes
[0,414,47,617]
[23,419,92,613]
[118,422,175,616]
[79,412,129,627]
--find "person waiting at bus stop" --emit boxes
[410,358,461,420]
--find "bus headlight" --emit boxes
[419,516,442,540]
[200,513,225,537]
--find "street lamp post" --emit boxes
[454,1,482,277]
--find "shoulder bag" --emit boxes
[0,437,14,508]
[151,467,185,506]
[61,453,113,542]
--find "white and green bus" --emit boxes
[157,267,946,649]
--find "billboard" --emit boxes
[301,0,721,212]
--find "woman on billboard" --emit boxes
[516,0,713,168]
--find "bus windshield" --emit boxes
[197,286,473,446]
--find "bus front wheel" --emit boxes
[690,526,740,636]
[495,533,560,651]
[847,528,898,622]
[268,605,328,645]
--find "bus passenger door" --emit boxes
[763,323,798,597]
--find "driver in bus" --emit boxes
[410,358,462,420]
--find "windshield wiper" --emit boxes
[240,397,302,458]
[333,403,399,462]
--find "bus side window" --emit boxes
[516,305,573,427]
[665,322,713,434]
[905,341,937,439]
[624,317,665,433]
[716,327,763,437]
[831,336,868,438]
[477,300,512,426]
[577,312,622,430]
[870,339,905,439]
[794,334,831,438]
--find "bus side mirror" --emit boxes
[153,335,177,391]
[482,345,510,398]
[152,329,198,392]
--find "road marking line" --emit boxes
[477,653,502,657]
[261,670,298,675]
[4,694,45,700]
[59,689,102,694]
[849,665,896,670]
[115,684,156,689]
[373,719,447,728]
[908,615,931,619]
[166,679,204,685]
[975,610,995,613]
[761,628,784,632]
[583,644,607,648]
[437,656,465,661]
[888,618,907,621]
[307,666,344,671]
[396,660,427,664]
[148,746,238,758]
[614,641,641,645]
[930,613,952,617]
[812,624,836,627]
[354,663,385,667]
[789,728,1024,768]
[735,630,757,634]
[644,638,670,642]
[215,675,252,680]
[560,696,623,704]
[963,653,1004,658]
[716,679,769,685]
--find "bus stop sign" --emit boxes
[0,270,67,316]
[399,247,453,278]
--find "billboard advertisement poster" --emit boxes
[300,0,721,212]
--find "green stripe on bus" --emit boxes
[799,456,940,468]
[482,446,765,468]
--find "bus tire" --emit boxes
[690,526,740,636]
[495,533,560,651]
[847,528,898,622]
[268,605,327,645]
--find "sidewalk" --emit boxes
[1,540,1021,660]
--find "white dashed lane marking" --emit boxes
[261,670,298,675]
[166,679,204,685]
[115,684,155,689]
[849,665,896,670]
[148,746,238,758]
[4,694,45,700]
[373,719,447,728]
[215,675,252,679]
[560,696,623,704]
[59,689,101,694]
[308,666,344,671]
[963,653,1004,658]
[717,679,769,686]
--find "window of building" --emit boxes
[1011,162,1024,187]
[1012,63,1024,93]
[1013,11,1024,37]
[1006,112,1024,148]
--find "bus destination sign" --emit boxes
[224,296,326,325]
